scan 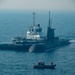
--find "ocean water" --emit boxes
[0,11,75,75]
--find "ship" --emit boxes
[0,11,70,52]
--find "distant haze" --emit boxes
[0,0,75,11]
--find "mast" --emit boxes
[33,12,35,26]
[49,11,51,28]
[50,18,52,28]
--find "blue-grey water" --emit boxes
[0,11,75,75]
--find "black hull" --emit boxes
[33,64,56,69]
[0,44,30,51]
[0,40,70,52]
[29,40,71,52]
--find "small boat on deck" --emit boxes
[33,62,56,69]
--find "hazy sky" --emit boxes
[0,0,75,11]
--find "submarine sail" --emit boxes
[46,11,55,43]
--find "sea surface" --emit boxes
[0,11,75,75]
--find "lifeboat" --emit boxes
[33,62,56,69]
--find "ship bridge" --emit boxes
[26,24,42,39]
[26,12,42,40]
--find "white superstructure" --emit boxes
[26,24,42,39]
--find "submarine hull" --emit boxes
[29,39,70,52]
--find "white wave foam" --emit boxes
[69,40,75,43]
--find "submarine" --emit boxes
[0,11,70,52]
[29,11,70,52]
